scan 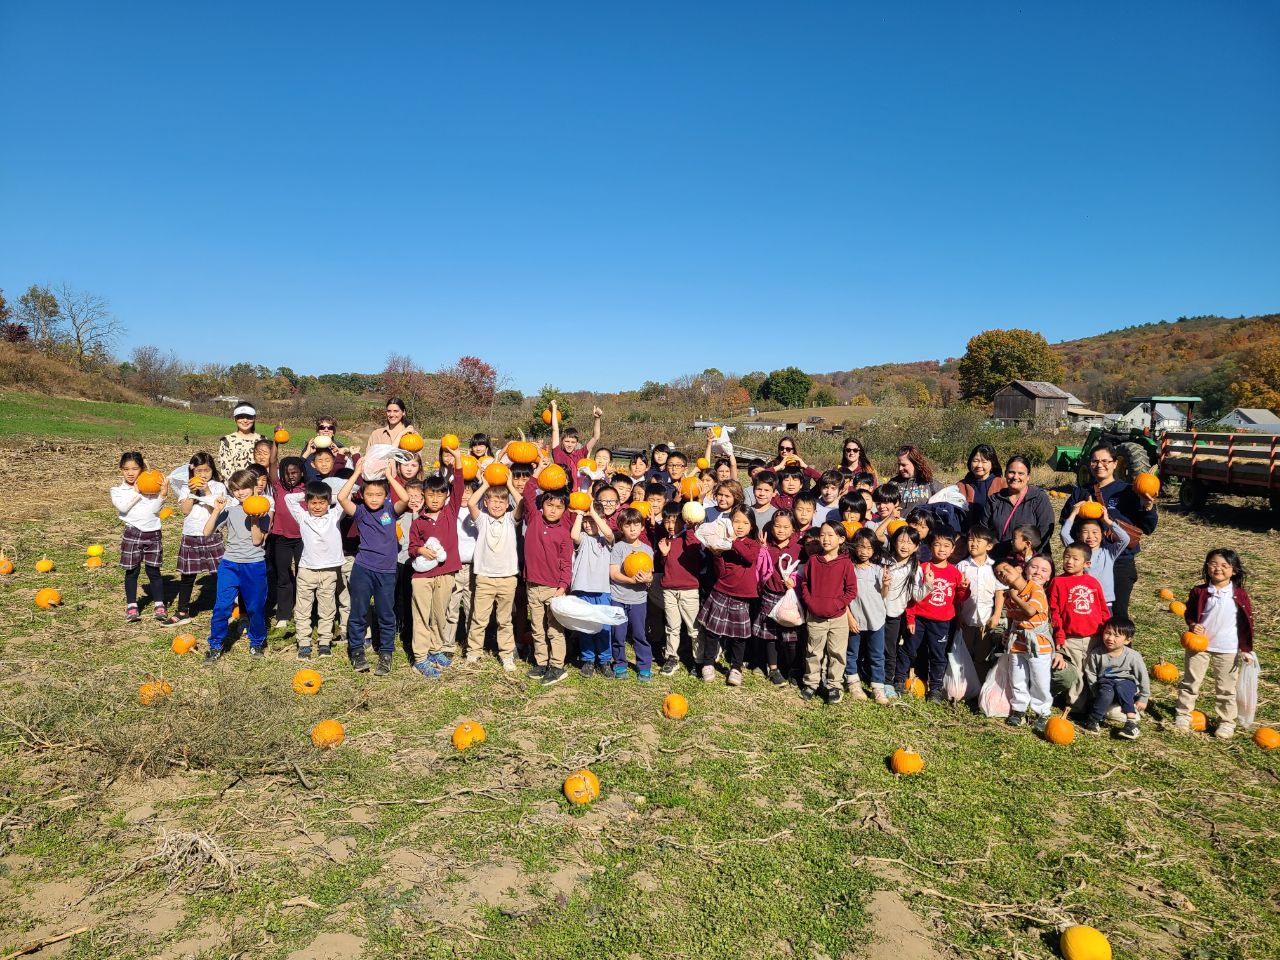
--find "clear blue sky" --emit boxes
[2,1,1277,392]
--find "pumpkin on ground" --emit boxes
[682,501,706,525]
[1189,710,1207,732]
[242,495,271,517]
[563,769,599,804]
[35,588,62,609]
[568,492,592,512]
[0,555,13,576]
[1133,473,1161,498]
[274,429,291,444]
[35,557,55,573]
[1060,924,1111,960]
[622,552,654,578]
[890,748,924,776]
[172,634,198,655]
[311,719,345,749]
[1181,631,1209,653]
[1169,601,1187,617]
[1077,501,1104,520]
[136,469,165,495]
[398,433,424,453]
[538,464,569,491]
[1253,727,1280,750]
[441,433,460,450]
[905,677,925,699]
[1044,716,1076,745]
[1152,661,1180,683]
[483,462,509,486]
[577,769,601,798]
[1158,588,1175,601]
[451,720,487,751]
[138,680,173,706]
[86,544,104,557]
[84,556,103,569]
[662,693,689,720]
[292,669,324,695]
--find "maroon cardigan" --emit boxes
[1185,584,1254,654]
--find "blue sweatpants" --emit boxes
[1090,675,1138,719]
[611,600,651,673]
[347,563,397,658]
[572,591,614,666]
[208,559,267,651]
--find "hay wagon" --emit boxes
[1158,429,1280,513]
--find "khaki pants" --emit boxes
[527,583,566,668]
[444,563,473,651]
[334,554,356,638]
[804,614,849,691]
[295,566,339,646]
[468,575,517,659]
[1177,649,1240,724]
[662,588,701,662]
[1060,635,1095,710]
[410,572,456,663]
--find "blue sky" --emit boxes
[1,1,1277,392]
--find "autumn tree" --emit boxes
[958,328,1065,402]
[381,353,431,417]
[1229,346,1280,411]
[127,345,186,400]
[56,283,122,368]
[761,367,812,408]
[531,385,573,437]
[739,371,767,402]
[16,284,61,346]
[427,355,500,417]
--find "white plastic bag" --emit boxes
[362,443,416,480]
[696,516,734,552]
[943,631,980,701]
[411,537,445,574]
[1237,655,1260,728]
[710,434,734,458]
[550,595,628,634]
[979,652,1015,718]
[768,589,804,628]
[928,484,968,510]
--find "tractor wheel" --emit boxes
[1179,479,1208,512]
[1116,441,1152,481]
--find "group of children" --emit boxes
[109,405,1257,739]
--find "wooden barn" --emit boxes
[992,380,1072,426]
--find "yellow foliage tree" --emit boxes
[1230,345,1280,410]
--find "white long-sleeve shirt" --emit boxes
[111,482,165,532]
[178,479,227,537]
[283,492,345,569]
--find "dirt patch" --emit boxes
[429,854,590,921]
[859,890,948,960]
[287,932,367,960]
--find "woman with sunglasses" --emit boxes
[301,416,358,470]
[838,437,877,482]
[216,402,265,478]
[766,436,822,481]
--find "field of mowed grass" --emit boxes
[0,391,232,444]
[0,441,1277,960]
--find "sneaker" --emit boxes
[413,660,441,679]
[1172,718,1192,734]
[527,664,548,681]
[202,648,222,665]
[501,657,517,673]
[826,688,843,705]
[800,686,816,700]
[351,650,370,673]
[1080,717,1102,735]
[1031,715,1050,736]
[163,611,192,626]
[297,646,313,661]
[1118,720,1142,740]
[465,650,484,663]
[427,652,452,668]
[249,646,265,658]
[660,656,680,676]
[125,604,141,623]
[700,665,716,683]
[1214,722,1235,740]
[844,674,859,691]
[872,686,890,705]
[542,666,568,686]
[318,644,332,658]
[637,669,653,683]
[375,654,393,676]
[849,681,869,701]
[727,668,743,687]
[1005,711,1026,727]
[581,663,595,679]
[613,664,628,680]
[154,604,167,622]
[768,668,785,686]
[883,685,899,701]
[926,690,946,704]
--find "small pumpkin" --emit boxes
[310,719,345,749]
[84,556,103,569]
[1181,630,1208,653]
[158,507,174,520]
[568,491,592,512]
[451,720,487,751]
[35,587,62,609]
[136,469,165,495]
[538,464,569,491]
[905,677,925,699]
[682,501,706,525]
[399,433,425,453]
[696,457,710,470]
[1133,473,1161,499]
[579,458,597,473]
[1044,715,1076,745]
[712,426,723,437]
[576,768,601,798]
[1253,726,1280,750]
[1077,501,1104,520]
[542,408,561,425]
[171,633,198,655]
[630,500,651,518]
[1168,600,1187,617]
[1060,924,1112,960]
[563,771,596,805]
[460,455,479,480]
[274,428,290,444]
[86,544,104,558]
[841,520,862,537]
[678,476,701,501]
[292,668,324,696]
[622,552,654,578]
[138,680,173,706]
[242,495,271,517]
[35,557,55,573]
[483,462,509,487]
[662,693,689,720]
[885,518,908,535]
[441,433,460,450]
[1189,710,1207,732]
[1158,587,1175,601]
[890,748,924,775]
[1152,660,1179,683]
[0,555,13,576]
[231,604,241,620]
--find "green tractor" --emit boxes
[1050,396,1201,486]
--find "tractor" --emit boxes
[1050,395,1201,485]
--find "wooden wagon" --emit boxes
[1158,430,1280,512]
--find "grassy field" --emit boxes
[0,438,1277,960]
[0,392,233,444]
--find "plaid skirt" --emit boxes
[697,589,753,639]
[753,588,800,644]
[178,534,225,575]
[120,526,162,569]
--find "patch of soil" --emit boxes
[154,921,229,960]
[287,931,367,960]
[858,890,949,960]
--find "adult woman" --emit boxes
[366,397,420,451]
[216,402,264,478]
[768,435,821,481]
[839,436,877,482]
[1059,443,1158,619]
[301,416,359,471]
[981,456,1055,560]
[957,444,1006,520]
[888,445,943,510]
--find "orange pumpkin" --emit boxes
[885,518,908,535]
[622,552,654,578]
[231,604,241,620]
[696,457,710,470]
[1181,631,1209,653]
[507,434,539,464]
[568,491,592,512]
[1060,925,1112,960]
[1158,588,1175,601]
[35,557,55,573]
[890,748,924,775]
[1078,501,1104,520]
[630,500,651,518]
[242,495,271,517]
[1253,726,1280,750]
[138,680,173,706]
[0,555,13,576]
[662,693,689,720]
[1189,710,1207,732]
[460,455,479,480]
[171,634,198,655]
[1133,473,1161,498]
[563,770,598,804]
[841,520,862,537]
[678,476,701,501]
[158,506,175,520]
[35,587,62,609]
[579,458,597,473]
[136,469,165,495]
[399,433,425,453]
[483,462,509,487]
[905,677,925,699]
[311,719,345,749]
[1044,716,1076,745]
[84,556,103,569]
[1152,660,1179,683]
[292,669,324,695]
[274,428,291,444]
[440,433,460,450]
[577,768,601,798]
[538,464,569,491]
[542,408,561,425]
[1169,601,1187,617]
[451,720,487,751]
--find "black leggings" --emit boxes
[764,637,797,673]
[704,632,748,670]
[1112,554,1138,620]
[268,536,304,620]
[125,565,164,606]
[176,573,202,613]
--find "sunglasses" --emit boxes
[845,447,859,452]
[780,446,795,452]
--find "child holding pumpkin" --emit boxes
[549,400,603,475]
[407,453,466,678]
[1175,548,1256,739]
[994,559,1053,732]
[112,452,171,623]
[609,507,656,681]
[1049,543,1110,713]
[168,452,227,626]
[753,510,803,686]
[657,502,705,676]
[204,468,271,662]
[697,504,762,687]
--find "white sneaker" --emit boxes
[501,656,516,673]
[1173,717,1192,734]
[465,650,483,663]
[1214,722,1236,740]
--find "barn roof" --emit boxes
[1009,380,1072,400]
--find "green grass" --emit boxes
[0,390,235,443]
